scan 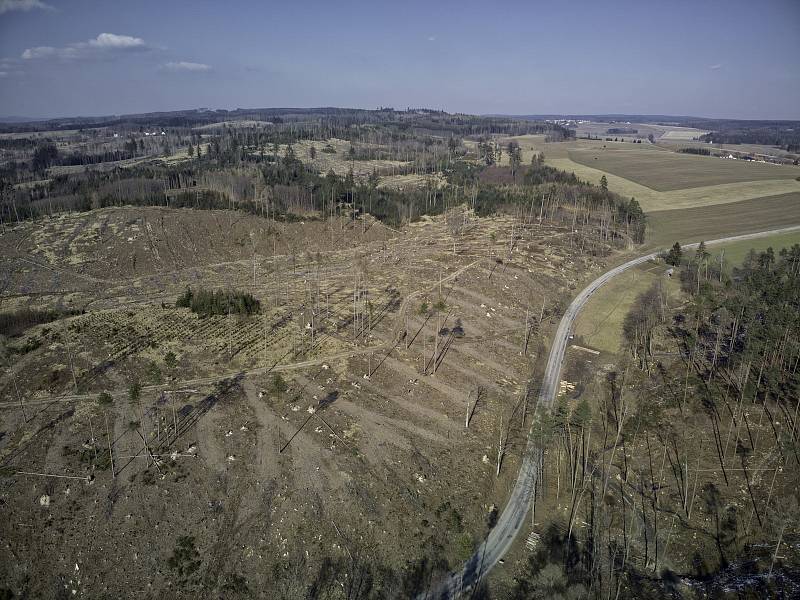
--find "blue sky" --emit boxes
[0,0,798,119]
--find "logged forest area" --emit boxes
[1,107,798,600]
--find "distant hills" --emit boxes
[0,107,393,133]
[1,108,797,139]
[494,114,800,126]
[0,115,45,124]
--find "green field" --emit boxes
[709,229,800,267]
[568,144,800,191]
[646,192,800,247]
[574,228,800,356]
[503,136,800,212]
[550,157,800,211]
[498,136,800,250]
[574,261,680,354]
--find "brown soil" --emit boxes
[0,205,619,598]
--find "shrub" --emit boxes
[128,381,141,404]
[456,532,473,561]
[678,147,711,156]
[267,373,288,395]
[176,287,260,317]
[146,361,163,384]
[10,337,41,354]
[168,535,201,582]
[164,350,177,371]
[222,573,249,594]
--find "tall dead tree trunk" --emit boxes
[496,413,506,477]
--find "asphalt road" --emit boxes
[419,224,800,599]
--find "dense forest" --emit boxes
[518,242,800,598]
[0,109,645,246]
[699,124,800,151]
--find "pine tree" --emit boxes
[666,242,683,266]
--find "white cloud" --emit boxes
[427,36,436,42]
[22,45,68,59]
[162,61,211,72]
[21,32,150,60]
[709,64,722,70]
[0,0,54,15]
[88,33,146,49]
[0,57,21,76]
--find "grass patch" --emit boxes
[647,192,800,247]
[266,373,288,396]
[568,145,800,192]
[500,136,800,212]
[574,262,679,354]
[708,230,800,269]
[549,156,800,212]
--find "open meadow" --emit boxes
[566,143,800,191]
[708,228,800,268]
[570,121,709,141]
[498,135,800,246]
[572,259,681,354]
[647,192,800,246]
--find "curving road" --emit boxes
[421,224,800,599]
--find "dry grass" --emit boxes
[657,128,708,140]
[254,138,408,177]
[567,144,800,191]
[0,205,627,597]
[551,156,800,211]
[570,121,708,140]
[377,173,446,191]
[159,143,212,165]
